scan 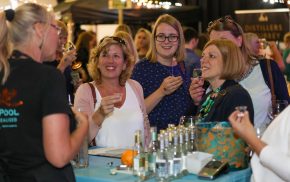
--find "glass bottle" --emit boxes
[133,130,145,176]
[148,127,158,174]
[189,126,197,152]
[164,132,174,180]
[156,133,169,182]
[172,129,182,179]
[179,128,188,176]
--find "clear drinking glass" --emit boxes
[71,108,89,168]
[179,116,198,127]
[192,68,202,79]
[235,106,247,117]
[63,41,82,70]
[268,100,288,120]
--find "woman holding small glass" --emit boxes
[74,36,150,148]
[195,39,254,122]
[229,106,290,182]
[131,14,193,131]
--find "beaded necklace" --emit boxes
[198,87,222,122]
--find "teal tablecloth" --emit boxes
[74,155,252,182]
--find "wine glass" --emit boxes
[63,41,82,70]
[179,116,198,127]
[268,100,288,120]
[192,68,202,79]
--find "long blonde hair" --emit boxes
[0,3,52,84]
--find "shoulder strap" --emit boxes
[127,79,150,148]
[88,82,96,108]
[87,82,97,146]
[266,60,277,108]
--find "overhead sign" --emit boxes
[108,0,132,9]
[235,8,289,41]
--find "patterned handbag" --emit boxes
[195,121,249,170]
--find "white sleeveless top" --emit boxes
[94,82,144,148]
[240,64,272,128]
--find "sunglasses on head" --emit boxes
[99,36,126,46]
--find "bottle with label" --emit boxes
[156,133,169,182]
[133,130,145,176]
[148,127,158,174]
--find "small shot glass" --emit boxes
[235,106,247,118]
[192,68,202,79]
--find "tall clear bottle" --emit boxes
[179,128,188,175]
[156,133,169,182]
[189,126,197,152]
[172,129,182,179]
[164,132,174,180]
[148,127,158,175]
[133,130,145,177]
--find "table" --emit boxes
[74,155,252,182]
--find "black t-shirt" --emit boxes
[0,52,75,180]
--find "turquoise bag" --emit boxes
[195,121,249,170]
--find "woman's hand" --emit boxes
[92,93,122,127]
[71,107,88,127]
[57,49,77,73]
[159,76,183,96]
[228,111,256,142]
[228,111,266,156]
[99,93,122,115]
[189,78,205,105]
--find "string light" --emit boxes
[132,0,182,9]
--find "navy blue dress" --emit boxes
[131,59,194,131]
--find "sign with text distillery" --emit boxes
[235,8,289,41]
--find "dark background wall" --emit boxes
[56,0,288,32]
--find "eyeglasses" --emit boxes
[50,23,61,35]
[207,15,243,37]
[155,34,179,42]
[99,36,126,46]
[208,15,235,28]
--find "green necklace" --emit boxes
[198,87,221,122]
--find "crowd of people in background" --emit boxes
[0,2,290,182]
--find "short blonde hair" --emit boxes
[87,36,134,86]
[147,14,185,63]
[203,39,245,80]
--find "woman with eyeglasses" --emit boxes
[44,20,77,99]
[74,36,150,148]
[131,14,194,131]
[0,3,88,181]
[189,16,289,129]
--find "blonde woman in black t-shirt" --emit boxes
[0,3,88,181]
